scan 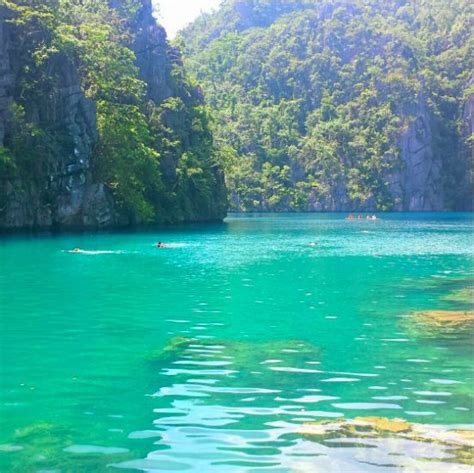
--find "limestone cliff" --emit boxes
[0,1,226,231]
[131,1,227,221]
[0,11,112,229]
[284,100,445,213]
[388,100,444,211]
[0,18,11,149]
[457,79,474,210]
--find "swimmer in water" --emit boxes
[71,247,82,253]
[156,242,167,248]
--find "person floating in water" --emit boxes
[71,247,82,253]
[156,242,167,248]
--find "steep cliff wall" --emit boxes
[0,17,12,147]
[0,1,226,231]
[298,100,444,213]
[388,100,444,211]
[0,31,113,228]
[457,80,474,210]
[131,1,227,221]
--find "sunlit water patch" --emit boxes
[0,213,473,471]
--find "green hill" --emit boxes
[181,0,473,211]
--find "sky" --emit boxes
[153,0,222,38]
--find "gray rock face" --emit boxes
[0,18,12,147]
[51,80,114,228]
[133,0,175,104]
[229,92,454,213]
[0,1,226,230]
[132,1,180,186]
[291,99,447,212]
[302,100,445,213]
[131,0,227,222]
[0,35,114,230]
[388,99,444,211]
[457,80,474,210]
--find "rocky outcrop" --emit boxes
[0,5,115,230]
[388,99,444,211]
[0,35,114,230]
[182,0,472,213]
[0,1,226,231]
[132,1,175,104]
[457,80,474,210]
[132,0,227,221]
[0,16,12,147]
[299,100,445,213]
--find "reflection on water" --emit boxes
[0,213,473,471]
[111,336,474,472]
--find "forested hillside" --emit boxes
[181,0,473,211]
[0,0,227,230]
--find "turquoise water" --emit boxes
[0,213,473,472]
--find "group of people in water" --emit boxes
[70,214,379,253]
[346,214,379,220]
[70,242,167,253]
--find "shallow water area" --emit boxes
[0,213,473,472]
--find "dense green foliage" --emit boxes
[1,0,225,223]
[181,0,473,210]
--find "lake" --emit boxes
[0,213,473,472]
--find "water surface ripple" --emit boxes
[0,213,473,472]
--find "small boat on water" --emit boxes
[346,214,379,220]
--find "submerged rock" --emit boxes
[2,421,131,472]
[146,336,192,363]
[148,336,322,366]
[146,336,323,393]
[442,288,474,306]
[355,416,411,433]
[400,305,474,340]
[299,416,474,465]
[413,310,474,327]
[14,422,71,444]
[300,416,411,438]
